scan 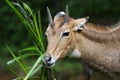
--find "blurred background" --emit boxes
[0,0,120,80]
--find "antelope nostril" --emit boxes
[47,56,51,62]
[44,56,51,62]
[43,55,55,67]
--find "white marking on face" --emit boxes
[60,31,63,37]
[70,48,81,58]
[45,27,51,36]
[47,56,56,67]
[45,32,48,36]
[50,57,56,64]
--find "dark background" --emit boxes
[0,0,120,80]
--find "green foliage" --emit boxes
[0,0,120,80]
[1,0,120,58]
[5,0,57,80]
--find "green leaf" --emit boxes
[19,46,38,53]
[12,1,27,19]
[30,64,42,77]
[5,0,56,80]
[23,2,33,16]
[5,43,28,74]
[7,53,38,65]
[23,55,44,80]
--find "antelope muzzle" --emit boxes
[43,55,56,67]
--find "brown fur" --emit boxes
[70,22,120,80]
[82,23,120,43]
[45,15,120,79]
[75,23,120,72]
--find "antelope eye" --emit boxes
[62,32,70,37]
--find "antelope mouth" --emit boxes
[44,61,55,67]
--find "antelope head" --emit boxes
[44,6,89,67]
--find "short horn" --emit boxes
[65,5,69,22]
[47,7,53,27]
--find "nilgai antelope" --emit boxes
[44,6,120,80]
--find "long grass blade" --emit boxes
[23,55,44,80]
[5,44,28,74]
[19,46,38,53]
[7,53,38,65]
[5,0,57,80]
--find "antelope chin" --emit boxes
[43,61,55,68]
[45,63,55,68]
[49,62,55,67]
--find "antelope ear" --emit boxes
[54,11,65,21]
[73,16,89,31]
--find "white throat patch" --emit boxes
[70,48,81,58]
